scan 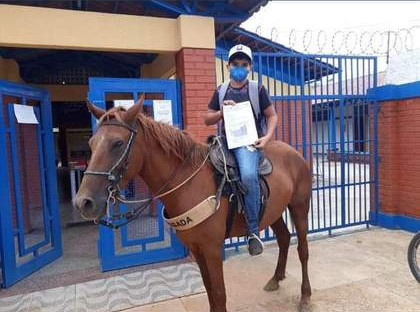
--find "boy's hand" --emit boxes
[220,100,236,118]
[223,100,236,106]
[254,136,270,149]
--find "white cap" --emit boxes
[228,44,252,63]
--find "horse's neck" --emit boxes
[138,136,212,218]
[140,141,181,196]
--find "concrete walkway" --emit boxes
[124,228,419,312]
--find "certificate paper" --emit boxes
[223,101,258,149]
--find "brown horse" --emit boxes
[74,98,312,312]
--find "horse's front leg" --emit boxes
[191,249,214,308]
[201,246,227,312]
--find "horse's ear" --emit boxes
[124,94,144,124]
[86,100,106,119]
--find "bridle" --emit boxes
[84,121,138,183]
[83,119,210,229]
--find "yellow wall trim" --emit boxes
[0,5,214,53]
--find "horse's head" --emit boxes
[73,97,145,220]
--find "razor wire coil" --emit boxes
[261,26,420,55]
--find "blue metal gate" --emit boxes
[88,78,187,271]
[0,80,62,288]
[215,53,379,249]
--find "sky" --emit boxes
[241,1,420,70]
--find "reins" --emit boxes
[117,152,210,204]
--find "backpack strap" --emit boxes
[249,80,268,135]
[218,81,230,109]
[248,80,260,118]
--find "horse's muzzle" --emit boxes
[73,195,101,220]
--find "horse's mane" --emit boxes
[137,114,209,165]
[99,107,208,166]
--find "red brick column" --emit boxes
[377,97,420,218]
[175,48,217,143]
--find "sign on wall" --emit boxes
[13,104,39,124]
[114,100,135,110]
[153,100,173,125]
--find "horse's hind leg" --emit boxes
[289,198,312,307]
[264,215,291,291]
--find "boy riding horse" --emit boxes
[204,44,278,255]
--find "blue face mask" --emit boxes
[229,66,249,82]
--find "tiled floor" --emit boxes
[124,228,420,312]
[1,202,182,298]
[0,262,205,312]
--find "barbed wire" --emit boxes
[256,26,420,56]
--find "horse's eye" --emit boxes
[112,140,124,149]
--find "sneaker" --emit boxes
[247,233,263,256]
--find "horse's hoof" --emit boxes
[263,277,279,292]
[298,297,312,312]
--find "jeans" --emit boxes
[232,146,260,235]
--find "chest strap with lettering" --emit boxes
[162,195,219,230]
[162,176,226,231]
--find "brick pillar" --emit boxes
[377,97,420,218]
[175,48,217,143]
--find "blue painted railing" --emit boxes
[215,53,379,251]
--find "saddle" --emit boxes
[207,135,272,237]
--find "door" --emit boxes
[0,80,62,288]
[88,78,187,271]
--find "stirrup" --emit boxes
[247,233,264,256]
